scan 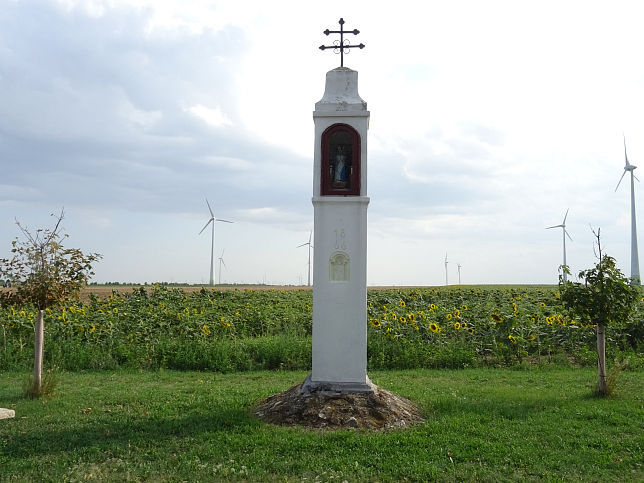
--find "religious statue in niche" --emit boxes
[321,123,360,196]
[331,145,350,188]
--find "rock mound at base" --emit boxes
[254,381,423,430]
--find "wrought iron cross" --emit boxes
[319,18,365,67]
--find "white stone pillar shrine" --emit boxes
[255,29,421,429]
[304,66,373,393]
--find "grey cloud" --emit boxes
[0,1,310,219]
[367,122,510,216]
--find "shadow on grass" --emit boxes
[4,408,260,458]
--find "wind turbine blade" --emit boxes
[546,224,563,230]
[634,173,640,182]
[216,218,234,224]
[624,134,629,167]
[308,231,312,244]
[199,218,214,234]
[297,242,308,248]
[205,198,214,218]
[565,229,573,241]
[562,208,569,225]
[220,249,225,257]
[615,170,627,192]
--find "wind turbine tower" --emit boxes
[199,198,233,286]
[444,253,449,286]
[297,231,313,286]
[546,208,572,282]
[217,250,226,285]
[457,263,462,285]
[616,135,640,284]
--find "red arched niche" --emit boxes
[321,123,361,196]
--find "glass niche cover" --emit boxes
[321,123,361,196]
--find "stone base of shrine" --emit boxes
[300,374,376,395]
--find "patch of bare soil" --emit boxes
[254,379,424,431]
[74,285,312,301]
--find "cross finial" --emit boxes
[319,18,365,67]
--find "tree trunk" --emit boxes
[34,309,44,394]
[596,323,607,396]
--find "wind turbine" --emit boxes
[217,249,226,285]
[546,208,572,282]
[615,135,640,284]
[297,231,313,286]
[457,263,462,285]
[198,198,233,286]
[444,253,449,286]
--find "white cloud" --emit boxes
[119,100,162,128]
[185,104,233,128]
[239,207,279,219]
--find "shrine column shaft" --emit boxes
[311,67,370,387]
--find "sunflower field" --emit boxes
[1,285,642,372]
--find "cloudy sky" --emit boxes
[2,0,644,286]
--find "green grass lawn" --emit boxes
[1,368,643,481]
